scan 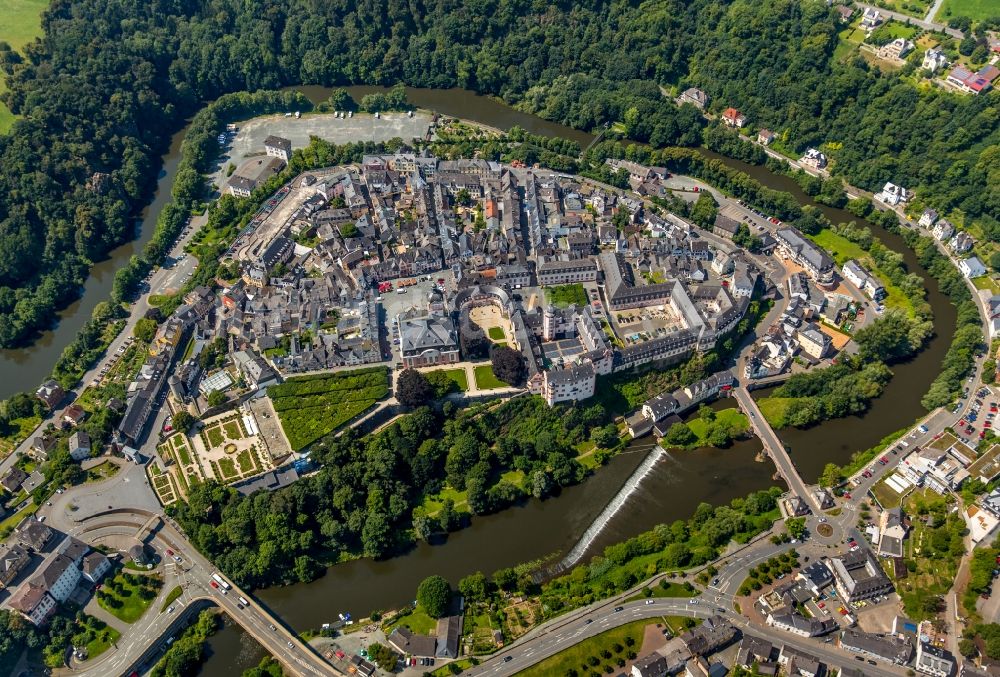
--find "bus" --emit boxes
[212,573,232,590]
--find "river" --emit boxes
[195,90,955,675]
[0,126,188,400]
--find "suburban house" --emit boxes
[757,129,775,145]
[631,653,668,677]
[677,87,709,110]
[8,585,57,626]
[877,38,914,61]
[922,48,948,73]
[35,380,65,410]
[61,404,86,427]
[264,135,292,162]
[959,256,987,279]
[1,468,27,493]
[860,7,882,31]
[799,148,827,169]
[835,4,854,22]
[68,431,92,462]
[876,508,907,557]
[918,209,939,228]
[31,435,57,460]
[722,107,747,128]
[946,64,1000,95]
[949,231,974,253]
[932,219,954,241]
[875,182,909,206]
[915,642,955,677]
[80,551,112,584]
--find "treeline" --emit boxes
[170,395,620,588]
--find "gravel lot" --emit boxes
[227,111,433,165]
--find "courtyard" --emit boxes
[610,305,686,345]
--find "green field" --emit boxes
[936,0,1000,21]
[685,408,749,444]
[0,0,49,133]
[810,229,866,265]
[487,326,506,341]
[625,580,698,603]
[473,364,508,390]
[385,605,438,635]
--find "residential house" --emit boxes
[842,260,886,301]
[435,615,463,659]
[767,611,837,637]
[677,88,709,110]
[632,653,668,677]
[904,446,970,493]
[758,129,775,145]
[736,635,775,670]
[959,256,987,279]
[797,325,832,360]
[950,231,975,254]
[797,561,834,596]
[860,7,882,31]
[918,209,939,228]
[8,585,57,626]
[32,552,82,604]
[877,508,907,557]
[988,296,1000,339]
[1,467,27,493]
[35,380,65,410]
[877,38,914,61]
[722,107,747,128]
[799,148,828,170]
[0,543,30,587]
[932,219,954,241]
[915,643,954,677]
[922,48,948,74]
[68,431,92,462]
[61,403,86,427]
[679,615,738,656]
[835,4,855,22]
[965,503,1000,545]
[15,519,53,552]
[876,182,909,206]
[30,435,57,461]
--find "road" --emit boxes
[732,387,821,513]
[0,216,202,477]
[855,2,964,38]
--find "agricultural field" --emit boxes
[268,367,390,450]
[936,0,999,21]
[0,0,49,133]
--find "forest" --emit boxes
[170,397,617,588]
[0,0,997,345]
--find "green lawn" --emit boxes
[218,457,238,479]
[473,364,508,390]
[0,0,49,133]
[625,580,698,603]
[223,420,244,440]
[878,20,921,40]
[810,229,866,266]
[517,619,652,677]
[936,0,999,21]
[97,572,163,624]
[545,283,589,308]
[430,368,469,391]
[235,448,255,474]
[429,659,475,676]
[487,326,506,341]
[870,478,905,509]
[972,276,1000,294]
[385,605,438,635]
[756,397,798,429]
